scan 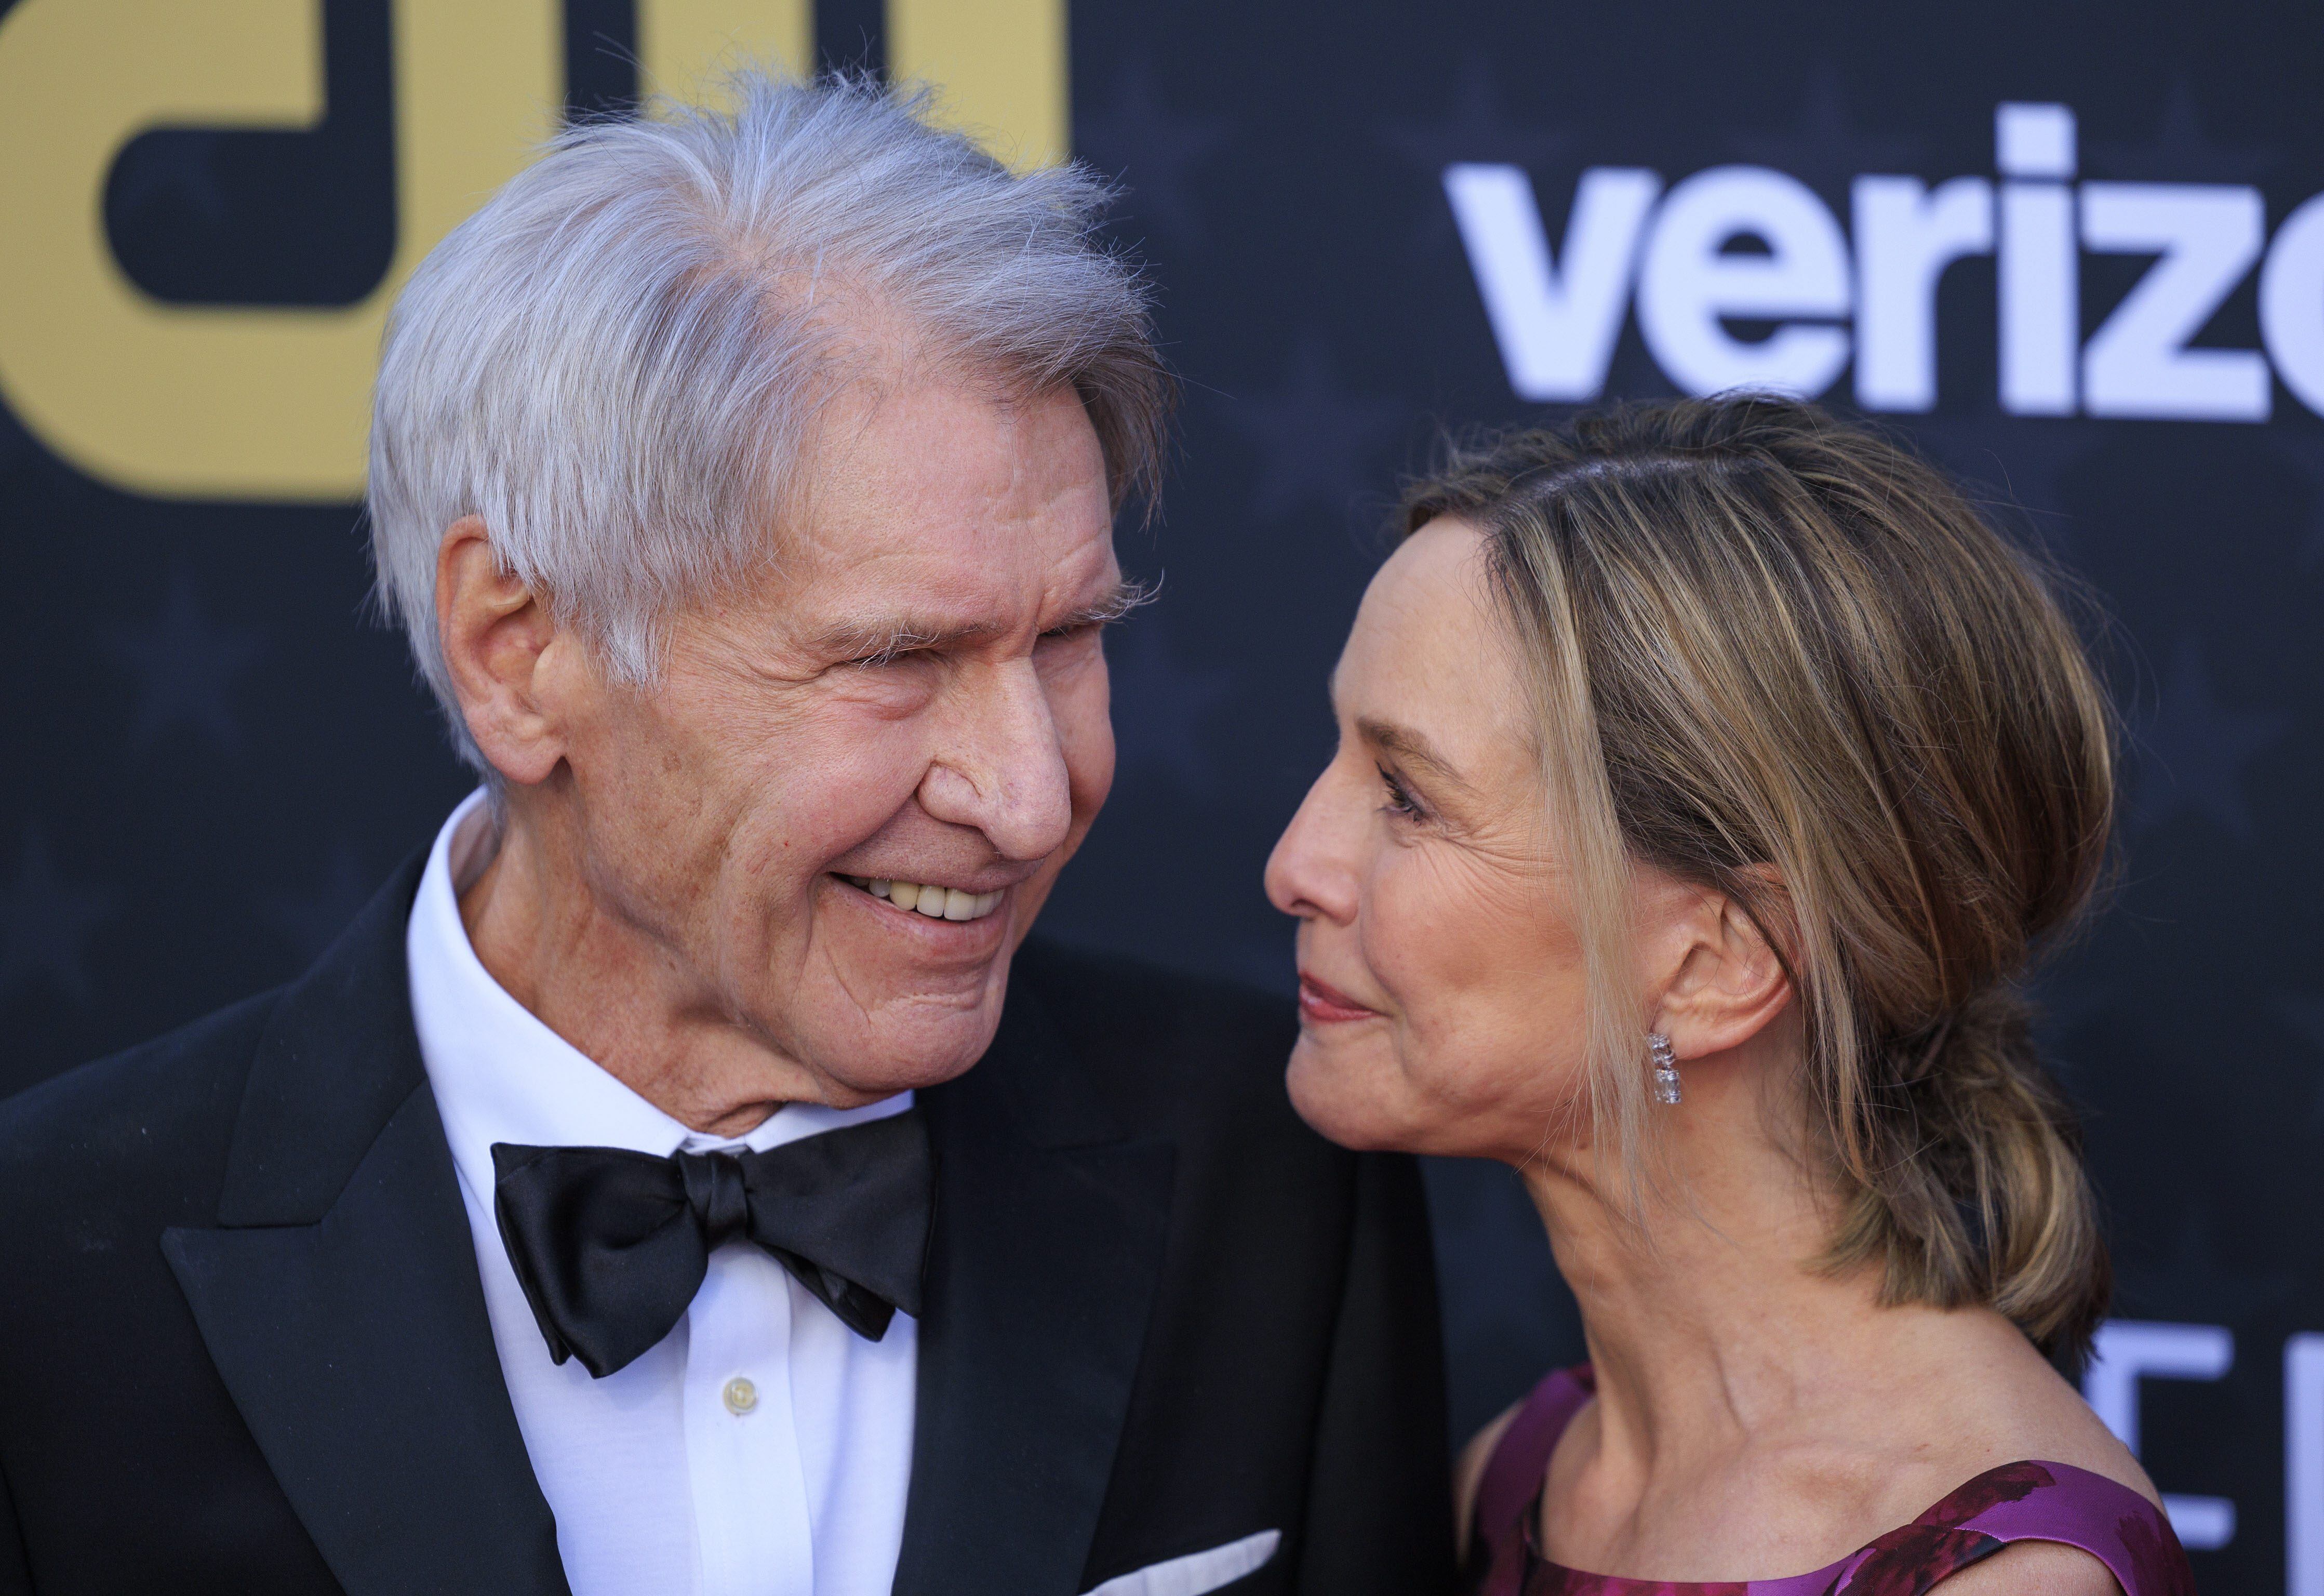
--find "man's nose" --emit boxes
[916,658,1075,861]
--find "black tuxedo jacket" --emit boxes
[0,857,1452,1596]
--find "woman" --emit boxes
[1264,397,2191,1596]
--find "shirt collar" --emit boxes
[406,789,911,1212]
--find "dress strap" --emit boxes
[1829,1460,2196,1596]
[1467,1366,1594,1596]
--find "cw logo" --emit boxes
[0,0,1063,500]
[1451,101,2324,424]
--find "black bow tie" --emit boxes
[490,1110,933,1379]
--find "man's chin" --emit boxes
[805,990,1011,1103]
[785,906,1023,1097]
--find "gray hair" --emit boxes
[367,71,1169,771]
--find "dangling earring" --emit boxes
[1648,1032,1682,1105]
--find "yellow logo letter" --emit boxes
[0,0,558,500]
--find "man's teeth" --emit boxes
[843,876,1004,922]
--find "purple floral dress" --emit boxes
[1464,1367,2195,1596]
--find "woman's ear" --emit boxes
[435,517,570,786]
[1644,870,1794,1061]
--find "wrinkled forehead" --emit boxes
[752,372,1118,635]
[767,291,1085,508]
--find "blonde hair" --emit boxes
[1403,397,2116,1361]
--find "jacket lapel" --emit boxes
[892,974,1177,1596]
[163,856,567,1596]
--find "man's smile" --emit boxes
[835,874,1007,923]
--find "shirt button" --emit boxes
[722,1376,758,1416]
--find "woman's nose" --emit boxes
[1265,763,1361,925]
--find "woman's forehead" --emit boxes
[1338,523,1530,760]
[1349,522,1500,675]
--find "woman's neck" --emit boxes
[1517,1044,1948,1489]
[1504,1035,2129,1580]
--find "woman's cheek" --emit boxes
[1358,856,1455,1032]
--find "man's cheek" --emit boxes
[821,729,940,833]
[1059,676,1117,817]
[744,767,908,882]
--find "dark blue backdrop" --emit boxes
[5,3,2321,1589]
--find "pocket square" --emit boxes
[1077,1528,1281,1596]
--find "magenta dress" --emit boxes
[1465,1367,2195,1596]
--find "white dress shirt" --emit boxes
[406,790,917,1596]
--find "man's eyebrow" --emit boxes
[1356,715,1474,793]
[806,615,998,663]
[1050,575,1158,631]
[807,577,1157,662]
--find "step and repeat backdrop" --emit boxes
[4,1,2322,1587]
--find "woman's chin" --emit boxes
[1286,1036,1425,1152]
[1287,1034,1549,1160]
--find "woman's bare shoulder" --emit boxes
[1950,1330,2160,1509]
[1850,1309,2160,1517]
[1771,1311,2165,1563]
[1452,1400,1525,1561]
[1927,1539,2123,1595]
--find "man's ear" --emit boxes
[435,517,569,786]
[1646,871,1795,1061]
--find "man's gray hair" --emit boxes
[368,71,1169,770]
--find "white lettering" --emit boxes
[2082,183,2269,421]
[1997,102,2077,180]
[1998,182,2078,415]
[2083,1320,2236,1551]
[2262,192,2324,417]
[2291,1334,2324,1596]
[1444,164,1661,403]
[1636,166,1851,398]
[1853,176,1994,411]
[1449,98,2324,425]
[1995,103,2077,414]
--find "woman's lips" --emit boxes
[1298,973,1382,1025]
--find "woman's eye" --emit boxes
[1378,766,1423,820]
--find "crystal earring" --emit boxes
[1648,1032,1681,1105]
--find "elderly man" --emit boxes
[0,75,1448,1596]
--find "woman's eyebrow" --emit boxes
[1356,715,1474,794]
